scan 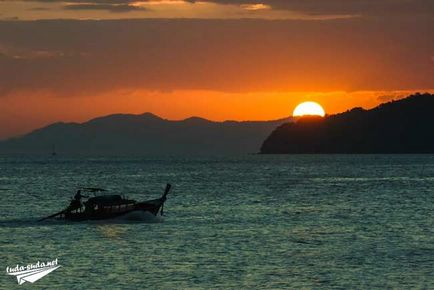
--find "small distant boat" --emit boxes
[39,184,171,222]
[51,144,57,156]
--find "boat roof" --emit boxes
[86,195,136,206]
[81,187,107,192]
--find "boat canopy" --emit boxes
[81,187,107,193]
[86,195,135,206]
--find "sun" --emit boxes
[293,101,325,117]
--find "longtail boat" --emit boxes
[39,184,171,221]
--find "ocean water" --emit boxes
[1,155,433,289]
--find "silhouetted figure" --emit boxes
[74,190,88,201]
[69,190,88,211]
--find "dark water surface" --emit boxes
[1,155,433,289]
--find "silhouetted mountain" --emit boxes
[0,113,291,156]
[261,93,434,154]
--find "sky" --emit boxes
[0,0,433,139]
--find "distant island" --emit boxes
[261,93,434,154]
[0,113,291,156]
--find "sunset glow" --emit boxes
[1,2,433,288]
[0,1,432,139]
[293,102,326,117]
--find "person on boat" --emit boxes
[74,190,88,202]
[69,190,88,211]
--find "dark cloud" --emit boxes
[26,0,136,3]
[29,7,52,11]
[63,3,146,13]
[377,94,405,102]
[0,18,433,97]
[211,0,434,16]
[1,16,20,21]
[23,0,434,16]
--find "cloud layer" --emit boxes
[0,2,432,139]
[13,0,434,16]
[208,0,434,15]
[0,17,433,97]
[2,0,433,20]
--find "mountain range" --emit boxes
[261,93,434,154]
[0,113,291,156]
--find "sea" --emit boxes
[1,155,433,289]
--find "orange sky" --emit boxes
[1,89,432,139]
[0,2,433,139]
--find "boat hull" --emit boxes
[40,184,171,222]
[56,203,163,221]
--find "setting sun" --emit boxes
[293,102,326,117]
